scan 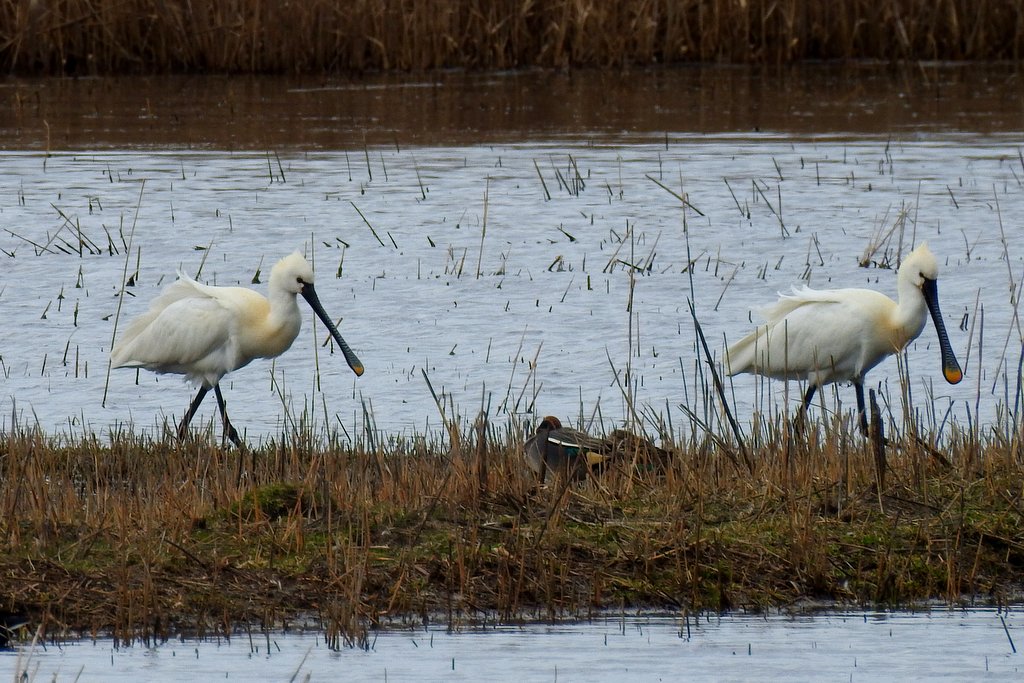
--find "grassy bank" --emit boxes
[2,410,1023,647]
[3,0,1023,76]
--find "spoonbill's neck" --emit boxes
[265,285,303,333]
[892,275,928,347]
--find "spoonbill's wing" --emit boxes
[111,279,232,377]
[727,286,889,383]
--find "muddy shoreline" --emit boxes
[3,429,1023,647]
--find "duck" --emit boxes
[524,416,608,482]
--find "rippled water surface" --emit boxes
[0,135,1022,440]
[4,609,1022,682]
[0,65,1022,442]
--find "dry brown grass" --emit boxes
[2,0,1022,75]
[2,406,1023,645]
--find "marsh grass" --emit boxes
[3,1,1023,76]
[2,141,1022,650]
[2,391,1024,648]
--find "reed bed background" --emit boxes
[3,0,1023,75]
[3,400,1024,647]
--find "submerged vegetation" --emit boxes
[2,0,1023,76]
[2,406,1023,647]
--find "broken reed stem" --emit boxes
[534,159,551,201]
[689,300,751,472]
[476,177,489,279]
[350,201,386,247]
[870,388,886,503]
[421,367,459,457]
[102,179,145,408]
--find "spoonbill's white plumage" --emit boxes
[111,252,363,445]
[725,242,962,431]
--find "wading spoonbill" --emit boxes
[725,242,962,432]
[525,416,608,482]
[111,252,363,445]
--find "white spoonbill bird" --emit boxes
[111,252,364,445]
[725,242,962,432]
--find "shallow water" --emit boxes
[4,609,1022,682]
[0,65,1022,442]
[0,135,1021,442]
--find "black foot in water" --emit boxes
[214,385,243,449]
[223,422,242,449]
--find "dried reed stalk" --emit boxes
[2,1,1021,75]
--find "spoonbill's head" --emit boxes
[901,242,962,385]
[899,242,940,287]
[271,251,317,295]
[273,252,364,377]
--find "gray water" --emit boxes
[4,609,1022,682]
[0,134,1020,442]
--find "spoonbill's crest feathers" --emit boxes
[898,241,939,285]
[270,251,316,294]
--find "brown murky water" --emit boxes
[1,63,1023,150]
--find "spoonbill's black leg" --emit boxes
[178,385,211,441]
[854,381,868,435]
[213,384,242,448]
[802,385,817,413]
[793,384,818,434]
